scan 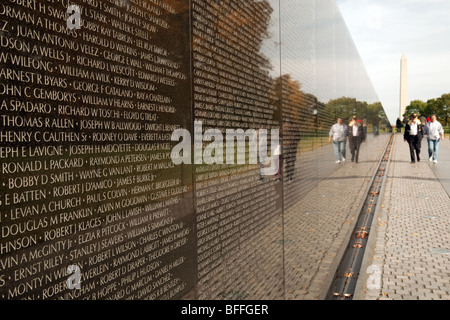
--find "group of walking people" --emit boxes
[329,116,366,164]
[402,113,445,164]
[330,114,445,165]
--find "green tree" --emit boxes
[438,93,450,126]
[324,97,367,123]
[366,102,383,120]
[324,98,389,128]
[404,94,449,126]
[403,100,427,119]
[426,98,445,118]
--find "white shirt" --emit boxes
[409,122,418,136]
[352,125,359,137]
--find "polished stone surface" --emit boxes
[0,0,389,300]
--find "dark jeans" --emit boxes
[408,135,422,162]
[349,138,362,162]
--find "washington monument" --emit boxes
[400,54,409,120]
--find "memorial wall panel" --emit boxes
[280,0,390,299]
[0,0,390,300]
[0,0,195,300]
[192,0,283,300]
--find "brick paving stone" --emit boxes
[417,288,432,294]
[363,135,450,300]
[433,290,447,295]
[388,285,403,291]
[395,289,412,296]
[388,294,404,300]
[425,294,441,300]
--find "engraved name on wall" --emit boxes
[0,0,194,300]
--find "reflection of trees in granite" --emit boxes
[151,0,191,129]
[193,0,392,300]
[193,0,274,82]
[324,97,390,129]
[214,2,273,51]
[192,0,285,300]
[1,0,399,301]
[270,75,324,209]
[271,75,303,181]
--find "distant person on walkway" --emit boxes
[329,118,348,164]
[396,118,403,134]
[404,113,424,163]
[348,116,366,163]
[373,120,379,136]
[420,115,427,126]
[424,114,445,164]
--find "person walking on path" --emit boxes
[329,118,348,164]
[396,118,403,134]
[420,115,427,126]
[424,114,445,164]
[404,113,424,163]
[348,116,366,163]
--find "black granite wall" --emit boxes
[0,0,388,300]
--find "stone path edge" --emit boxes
[353,135,396,300]
[318,134,394,300]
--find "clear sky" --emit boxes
[336,0,450,124]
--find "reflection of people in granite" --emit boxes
[329,118,348,164]
[283,121,301,181]
[374,116,382,136]
[348,116,366,163]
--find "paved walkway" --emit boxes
[362,134,450,300]
[285,134,390,208]
[430,138,450,196]
[284,134,391,299]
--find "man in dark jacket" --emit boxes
[348,116,366,163]
[404,113,424,163]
